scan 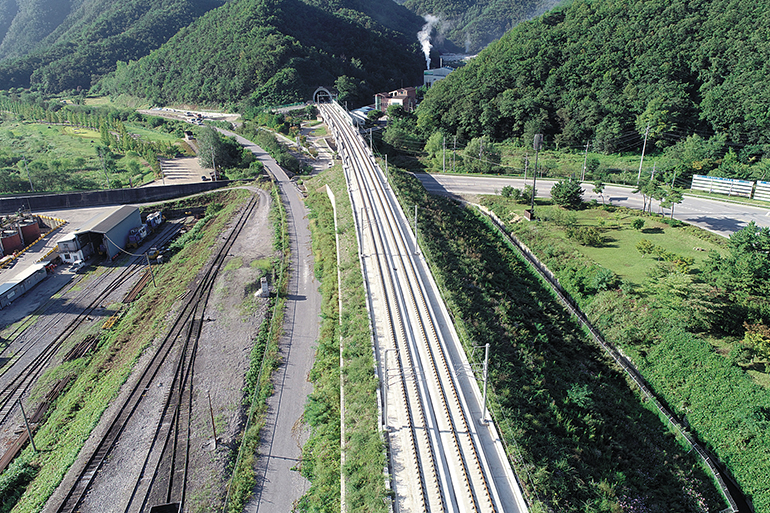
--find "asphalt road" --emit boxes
[222,130,320,513]
[416,174,770,237]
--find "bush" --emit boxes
[550,177,584,209]
[631,218,645,230]
[566,225,603,246]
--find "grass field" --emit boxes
[0,115,187,192]
[482,197,725,285]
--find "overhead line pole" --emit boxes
[637,124,650,185]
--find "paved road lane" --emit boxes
[223,130,320,513]
[417,174,770,237]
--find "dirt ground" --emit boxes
[39,187,276,513]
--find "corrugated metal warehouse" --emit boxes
[77,206,141,259]
[0,263,47,308]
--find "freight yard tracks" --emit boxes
[54,196,258,513]
[0,222,184,473]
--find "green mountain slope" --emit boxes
[416,0,770,151]
[95,0,426,108]
[404,0,561,53]
[0,0,224,91]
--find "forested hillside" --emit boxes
[416,0,770,154]
[404,0,560,53]
[96,0,426,109]
[0,0,224,92]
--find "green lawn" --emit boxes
[485,198,724,285]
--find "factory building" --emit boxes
[64,206,141,260]
[57,232,96,264]
[374,87,417,113]
[423,67,453,87]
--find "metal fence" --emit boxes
[691,174,765,201]
[476,204,740,513]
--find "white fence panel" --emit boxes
[755,181,770,202]
[691,175,755,198]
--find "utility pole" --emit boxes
[97,147,110,189]
[158,158,165,186]
[18,400,36,452]
[650,161,656,182]
[637,124,650,185]
[369,128,373,149]
[480,343,490,424]
[211,149,217,181]
[581,141,589,182]
[524,153,529,181]
[413,204,417,244]
[22,157,34,192]
[385,154,388,181]
[442,135,446,173]
[145,252,157,287]
[530,134,542,217]
[453,136,456,172]
[208,390,218,449]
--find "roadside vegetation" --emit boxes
[385,165,728,512]
[237,107,318,176]
[0,95,195,193]
[0,189,254,513]
[480,193,770,510]
[300,165,388,512]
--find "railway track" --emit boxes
[0,222,184,433]
[322,103,506,512]
[54,196,258,513]
[321,102,529,512]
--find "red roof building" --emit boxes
[375,87,417,113]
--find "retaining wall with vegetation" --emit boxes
[0,181,234,214]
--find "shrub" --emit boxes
[550,177,584,209]
[566,225,603,246]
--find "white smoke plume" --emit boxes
[418,15,439,70]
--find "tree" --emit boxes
[636,239,655,257]
[743,323,770,360]
[632,218,645,231]
[197,127,224,170]
[660,186,684,219]
[551,177,583,209]
[463,136,501,174]
[593,180,605,205]
[703,222,770,326]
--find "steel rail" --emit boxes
[323,103,498,512]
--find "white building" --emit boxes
[423,67,453,87]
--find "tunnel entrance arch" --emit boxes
[313,87,334,104]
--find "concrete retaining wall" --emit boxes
[0,181,234,214]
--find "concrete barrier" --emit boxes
[0,181,236,214]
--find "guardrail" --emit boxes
[475,204,740,513]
